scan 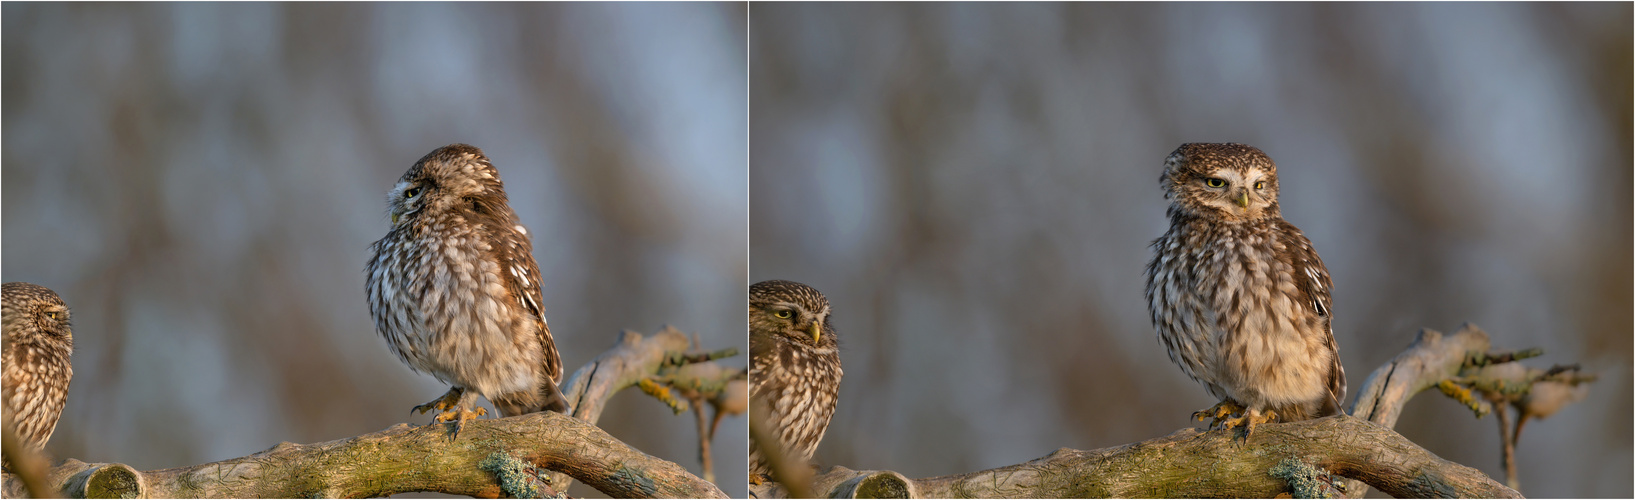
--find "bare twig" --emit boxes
[1423,334,1598,496]
[1495,398,1519,491]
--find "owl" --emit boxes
[1144,143,1345,437]
[366,144,568,439]
[2,282,74,469]
[748,280,842,481]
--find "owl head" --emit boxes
[387,144,515,227]
[749,280,836,348]
[1,282,73,352]
[1159,143,1281,223]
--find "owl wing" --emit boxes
[495,223,573,414]
[503,234,560,380]
[1282,222,1346,412]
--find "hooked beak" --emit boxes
[1234,190,1250,208]
[808,322,822,344]
[391,212,400,224]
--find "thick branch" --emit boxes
[6,413,720,498]
[804,416,1515,498]
[754,324,1528,499]
[5,326,740,499]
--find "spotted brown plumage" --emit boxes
[749,280,842,481]
[1145,143,1346,437]
[2,282,73,469]
[366,144,568,439]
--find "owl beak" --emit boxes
[391,212,400,224]
[808,322,822,343]
[1234,190,1251,208]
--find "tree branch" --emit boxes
[4,326,742,499]
[800,416,1515,498]
[755,324,1553,498]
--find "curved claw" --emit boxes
[434,406,488,441]
[1220,409,1278,440]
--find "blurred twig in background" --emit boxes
[1441,348,1596,491]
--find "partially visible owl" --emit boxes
[1144,143,1345,437]
[2,282,74,469]
[749,280,842,481]
[366,144,568,439]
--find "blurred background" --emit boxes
[3,3,746,497]
[750,3,1629,498]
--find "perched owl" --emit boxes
[1145,143,1346,437]
[749,280,842,481]
[2,282,74,469]
[366,144,568,439]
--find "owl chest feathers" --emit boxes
[1148,218,1334,410]
[368,220,544,398]
[2,341,71,448]
[751,336,842,463]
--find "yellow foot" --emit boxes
[413,387,487,440]
[749,474,764,486]
[1192,400,1246,428]
[412,387,464,416]
[1219,408,1278,439]
[432,406,487,440]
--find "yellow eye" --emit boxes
[1205,178,1225,188]
[404,187,422,199]
[1254,181,1265,190]
[774,310,792,319]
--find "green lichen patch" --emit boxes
[1269,458,1340,499]
[480,452,554,499]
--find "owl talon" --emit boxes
[1192,400,1246,429]
[431,407,487,440]
[1219,409,1278,439]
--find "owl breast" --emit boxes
[1148,218,1333,415]
[2,341,71,450]
[749,338,842,475]
[367,218,542,399]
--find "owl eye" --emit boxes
[404,187,423,199]
[1205,178,1226,188]
[774,310,792,319]
[1254,181,1265,190]
[45,311,62,321]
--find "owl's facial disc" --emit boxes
[388,180,426,225]
[1197,168,1271,216]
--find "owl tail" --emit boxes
[539,378,571,414]
[493,378,572,417]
